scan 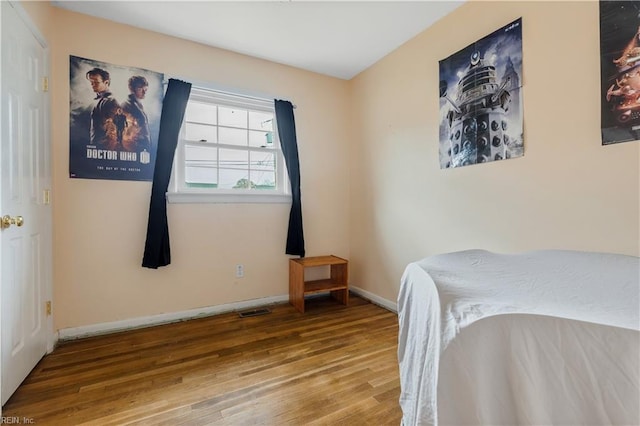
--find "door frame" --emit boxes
[0,0,54,405]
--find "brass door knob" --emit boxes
[1,215,24,229]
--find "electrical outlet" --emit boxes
[236,264,244,278]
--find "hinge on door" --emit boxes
[46,301,52,316]
[43,189,51,205]
[42,76,49,92]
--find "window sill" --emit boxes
[167,191,292,204]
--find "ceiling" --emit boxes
[51,1,463,80]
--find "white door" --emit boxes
[0,1,52,405]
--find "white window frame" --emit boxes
[167,86,291,204]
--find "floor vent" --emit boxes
[238,308,271,318]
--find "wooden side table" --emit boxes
[289,255,349,313]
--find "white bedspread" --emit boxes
[397,249,640,426]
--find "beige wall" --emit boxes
[22,0,640,330]
[23,2,351,330]
[349,1,640,303]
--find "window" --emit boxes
[167,87,290,203]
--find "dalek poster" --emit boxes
[438,18,524,169]
[600,1,640,145]
[69,55,164,180]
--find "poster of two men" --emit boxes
[69,55,164,181]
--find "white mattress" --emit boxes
[397,249,640,426]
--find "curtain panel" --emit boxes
[275,99,305,257]
[142,79,192,269]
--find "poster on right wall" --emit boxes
[600,0,640,145]
[438,18,523,169]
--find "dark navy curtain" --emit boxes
[142,79,192,269]
[275,99,305,257]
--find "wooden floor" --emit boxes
[3,295,402,425]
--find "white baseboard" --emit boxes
[350,286,397,313]
[57,288,396,342]
[58,294,290,341]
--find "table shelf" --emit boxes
[289,255,349,313]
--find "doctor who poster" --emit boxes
[438,18,524,169]
[600,1,640,145]
[69,55,164,180]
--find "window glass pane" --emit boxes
[219,169,250,189]
[251,171,276,190]
[185,165,217,187]
[186,102,217,125]
[219,148,248,170]
[249,111,273,131]
[250,151,275,172]
[218,106,247,128]
[185,123,217,143]
[219,127,247,146]
[249,130,275,148]
[185,144,217,162]
[250,152,276,191]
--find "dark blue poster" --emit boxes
[69,55,164,180]
[438,18,523,169]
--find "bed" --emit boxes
[397,249,639,426]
